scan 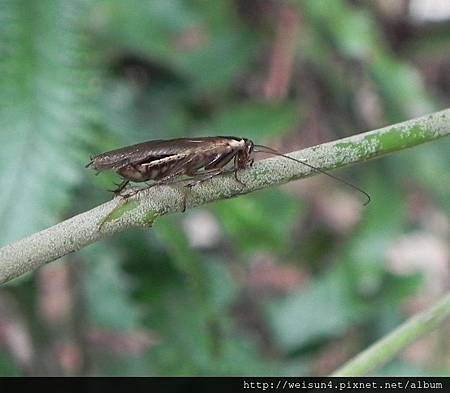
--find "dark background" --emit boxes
[0,0,449,376]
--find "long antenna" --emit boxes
[253,144,371,206]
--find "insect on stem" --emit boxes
[86,136,371,207]
[253,145,371,205]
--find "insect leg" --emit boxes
[109,162,148,196]
[109,179,130,194]
[184,169,224,188]
[146,169,194,212]
[233,155,246,187]
[180,168,228,212]
[161,158,207,212]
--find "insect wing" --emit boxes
[87,137,226,171]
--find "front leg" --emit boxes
[233,170,245,187]
[233,155,246,187]
[180,169,225,212]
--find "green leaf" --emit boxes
[267,267,369,352]
[202,103,299,141]
[370,57,434,121]
[82,243,141,330]
[303,0,377,59]
[214,189,303,254]
[299,0,435,122]
[341,170,406,295]
[93,0,259,93]
[0,0,95,244]
[92,0,197,62]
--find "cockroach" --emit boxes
[86,136,370,209]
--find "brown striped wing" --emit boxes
[88,137,235,171]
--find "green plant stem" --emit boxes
[0,109,449,285]
[331,292,450,376]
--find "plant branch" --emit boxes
[331,292,450,376]
[1,109,449,285]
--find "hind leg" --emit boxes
[185,169,224,188]
[180,169,225,212]
[233,169,246,187]
[108,179,130,195]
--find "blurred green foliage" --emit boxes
[0,0,449,376]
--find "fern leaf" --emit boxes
[0,0,95,245]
